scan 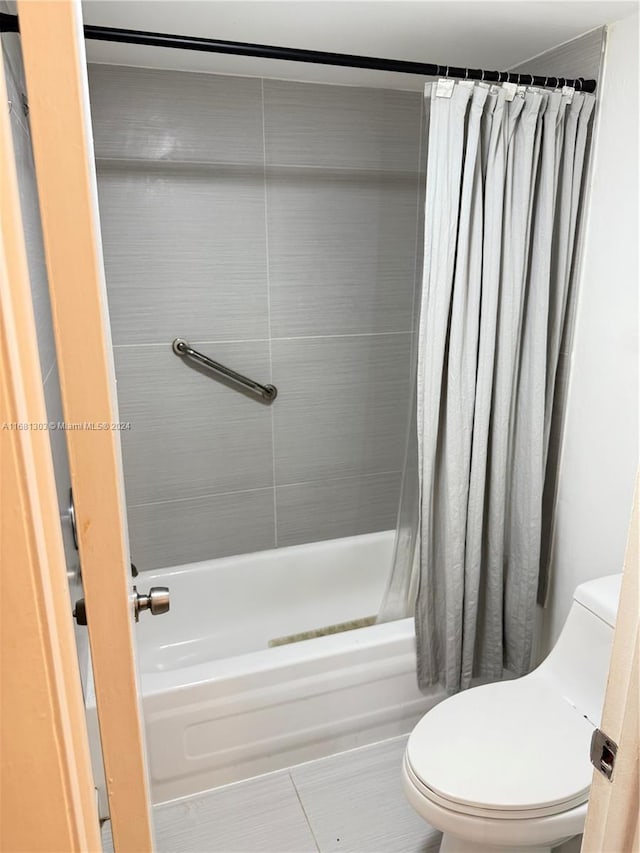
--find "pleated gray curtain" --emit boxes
[380,80,594,695]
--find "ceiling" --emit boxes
[81,1,638,89]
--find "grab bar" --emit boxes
[172,338,278,403]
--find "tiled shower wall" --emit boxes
[88,64,424,571]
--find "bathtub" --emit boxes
[86,531,442,813]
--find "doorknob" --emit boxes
[133,586,170,622]
[74,585,170,625]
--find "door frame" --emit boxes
[0,41,101,853]
[15,1,154,849]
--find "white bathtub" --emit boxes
[87,531,442,812]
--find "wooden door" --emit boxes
[15,1,154,849]
[0,42,101,853]
[582,473,639,852]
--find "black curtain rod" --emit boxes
[0,12,597,93]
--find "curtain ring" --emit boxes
[481,69,485,82]
[575,77,583,92]
[464,68,469,80]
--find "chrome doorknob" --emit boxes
[133,586,170,622]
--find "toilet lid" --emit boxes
[406,674,594,818]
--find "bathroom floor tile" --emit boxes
[291,736,441,853]
[102,737,441,853]
[103,771,319,853]
[154,771,319,852]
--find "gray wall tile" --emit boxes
[5,57,56,381]
[127,488,276,570]
[264,79,422,171]
[267,167,418,337]
[97,163,269,345]
[272,334,411,485]
[277,472,401,548]
[90,65,420,564]
[88,64,264,165]
[114,341,274,505]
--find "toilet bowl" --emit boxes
[403,574,622,853]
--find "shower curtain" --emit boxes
[380,80,594,695]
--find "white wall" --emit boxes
[542,14,639,651]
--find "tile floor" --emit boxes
[102,735,584,853]
[102,735,441,853]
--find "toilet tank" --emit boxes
[536,574,622,727]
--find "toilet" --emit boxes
[403,574,622,853]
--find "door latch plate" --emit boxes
[590,728,617,780]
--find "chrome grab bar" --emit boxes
[172,338,278,403]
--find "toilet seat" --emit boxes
[405,674,594,820]
[403,755,588,852]
[405,755,587,820]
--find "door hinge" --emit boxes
[590,728,618,781]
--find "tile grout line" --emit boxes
[112,330,415,349]
[288,772,322,853]
[261,76,279,549]
[128,484,274,509]
[94,156,421,178]
[127,469,403,509]
[41,360,56,386]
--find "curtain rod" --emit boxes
[0,12,597,93]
